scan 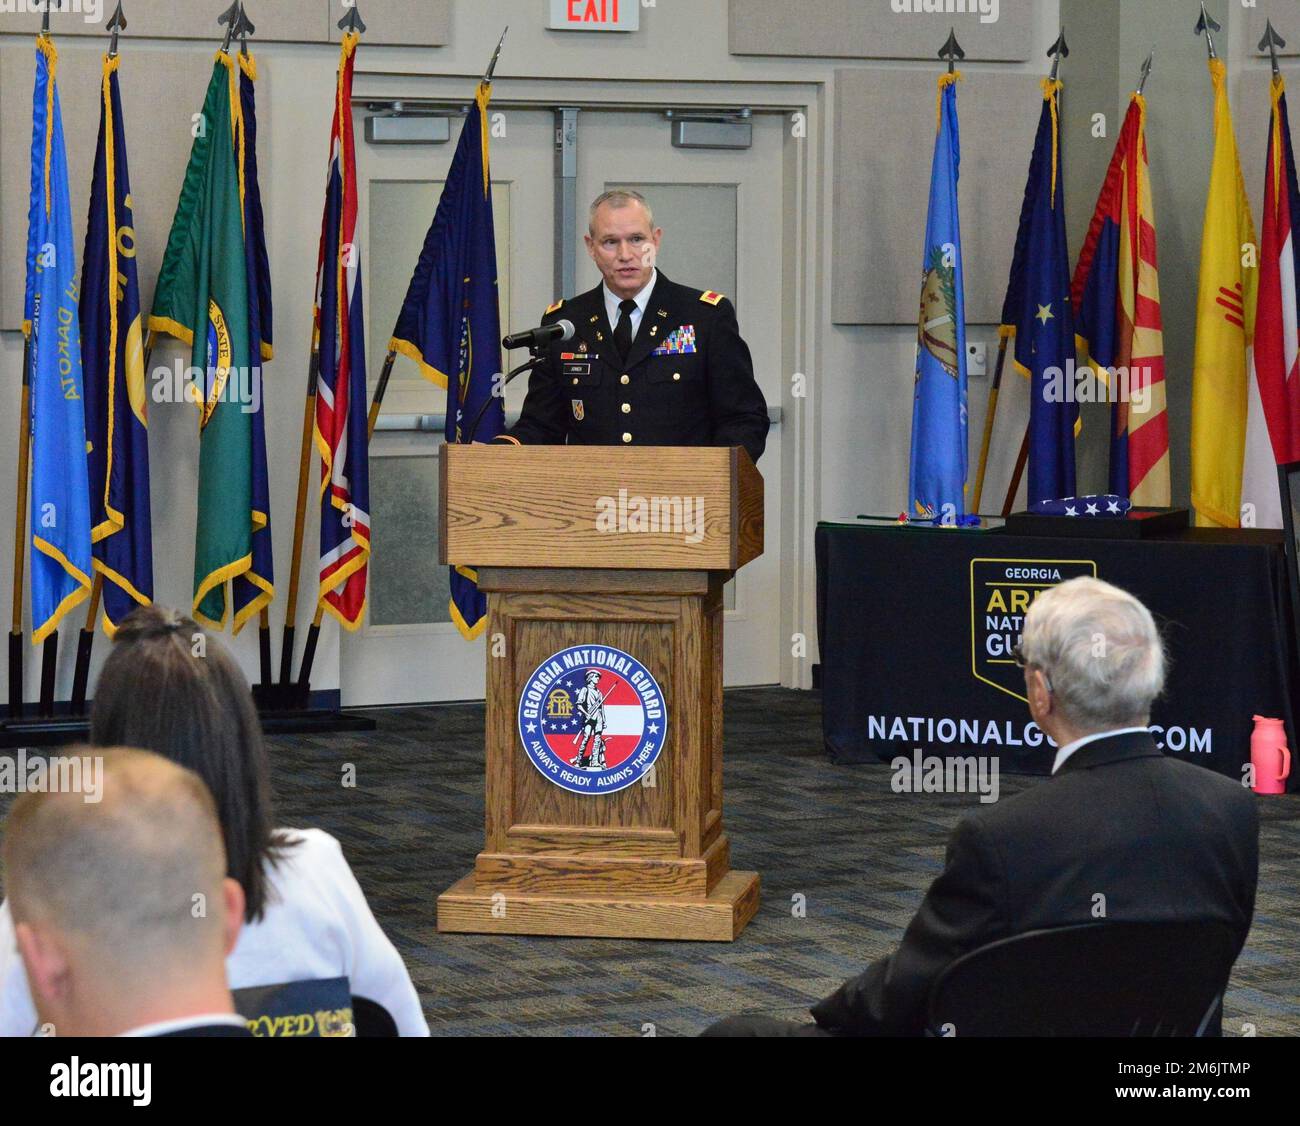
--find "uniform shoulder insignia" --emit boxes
[700,291,725,306]
[545,299,564,315]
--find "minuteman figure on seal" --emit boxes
[571,670,608,769]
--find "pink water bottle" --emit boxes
[1250,716,1291,795]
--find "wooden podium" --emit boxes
[435,445,763,941]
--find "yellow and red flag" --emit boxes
[1072,93,1169,505]
[1191,59,1259,528]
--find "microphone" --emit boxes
[503,319,575,351]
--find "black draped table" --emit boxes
[815,520,1298,787]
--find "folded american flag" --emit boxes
[1031,495,1132,518]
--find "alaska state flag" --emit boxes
[1000,79,1077,505]
[389,79,504,640]
[25,35,92,645]
[1072,93,1169,506]
[313,33,371,631]
[81,52,154,635]
[908,73,971,525]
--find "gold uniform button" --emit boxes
[620,374,630,385]
[672,372,681,381]
[572,377,579,385]
[622,432,632,443]
[621,403,631,414]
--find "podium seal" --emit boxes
[517,643,667,795]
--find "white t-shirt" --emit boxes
[0,828,429,1037]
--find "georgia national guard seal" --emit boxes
[517,643,666,795]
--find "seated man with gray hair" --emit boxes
[3,747,250,1037]
[706,576,1259,1036]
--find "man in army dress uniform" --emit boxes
[491,190,769,464]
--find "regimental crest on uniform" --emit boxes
[517,644,667,795]
[652,324,697,356]
[571,399,585,421]
[700,290,725,306]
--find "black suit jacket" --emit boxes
[811,732,1259,1036]
[497,273,769,464]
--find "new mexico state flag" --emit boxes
[1191,59,1258,529]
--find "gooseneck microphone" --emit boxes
[467,321,574,444]
[502,319,575,351]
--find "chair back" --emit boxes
[351,996,399,1037]
[926,920,1239,1037]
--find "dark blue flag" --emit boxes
[81,54,153,634]
[232,52,274,632]
[1000,80,1077,505]
[390,81,503,641]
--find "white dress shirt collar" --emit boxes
[602,268,657,336]
[1051,726,1151,775]
[119,1013,247,1037]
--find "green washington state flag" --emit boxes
[151,57,255,628]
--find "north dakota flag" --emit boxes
[150,51,273,630]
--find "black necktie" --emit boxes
[613,298,637,360]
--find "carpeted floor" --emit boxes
[256,687,1300,1037]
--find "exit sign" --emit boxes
[548,0,640,32]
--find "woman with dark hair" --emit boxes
[0,605,428,1036]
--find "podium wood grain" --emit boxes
[436,447,763,941]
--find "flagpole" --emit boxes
[9,336,32,719]
[235,2,272,689]
[69,577,100,714]
[279,339,319,687]
[1002,29,1070,515]
[1002,427,1030,517]
[34,7,67,719]
[69,3,133,718]
[971,332,1009,513]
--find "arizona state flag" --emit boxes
[1072,93,1169,506]
[389,79,503,639]
[25,35,92,644]
[150,52,273,628]
[1000,79,1077,505]
[1243,74,1300,528]
[908,72,971,525]
[81,52,153,635]
[313,33,371,630]
[1191,59,1259,529]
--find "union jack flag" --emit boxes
[313,32,370,629]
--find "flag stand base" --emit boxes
[0,696,375,748]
